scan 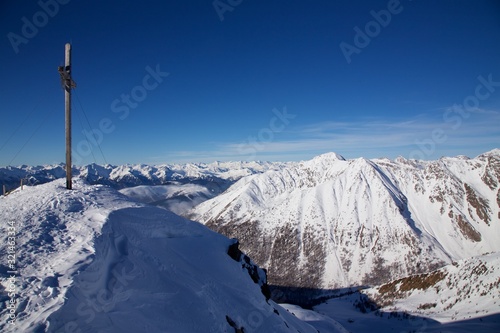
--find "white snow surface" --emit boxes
[280,303,349,333]
[0,179,318,333]
[119,183,212,215]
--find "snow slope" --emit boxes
[191,150,500,301]
[280,303,350,333]
[313,253,500,332]
[118,183,213,215]
[0,179,322,333]
[364,252,500,323]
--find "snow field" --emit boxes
[0,179,320,332]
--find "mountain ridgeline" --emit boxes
[0,161,285,190]
[190,150,500,303]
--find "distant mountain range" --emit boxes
[0,161,286,190]
[0,161,286,214]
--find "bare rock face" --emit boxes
[193,150,500,302]
[227,239,271,300]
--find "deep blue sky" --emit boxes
[1,0,499,165]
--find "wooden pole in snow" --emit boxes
[64,43,72,190]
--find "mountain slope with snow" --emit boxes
[191,150,500,301]
[0,179,323,333]
[310,252,500,332]
[364,252,500,323]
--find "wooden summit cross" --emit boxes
[58,43,76,190]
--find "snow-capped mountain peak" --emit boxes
[191,150,500,304]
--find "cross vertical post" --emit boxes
[61,43,73,190]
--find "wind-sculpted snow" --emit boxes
[0,179,322,333]
[192,150,500,302]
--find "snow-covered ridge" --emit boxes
[0,178,320,332]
